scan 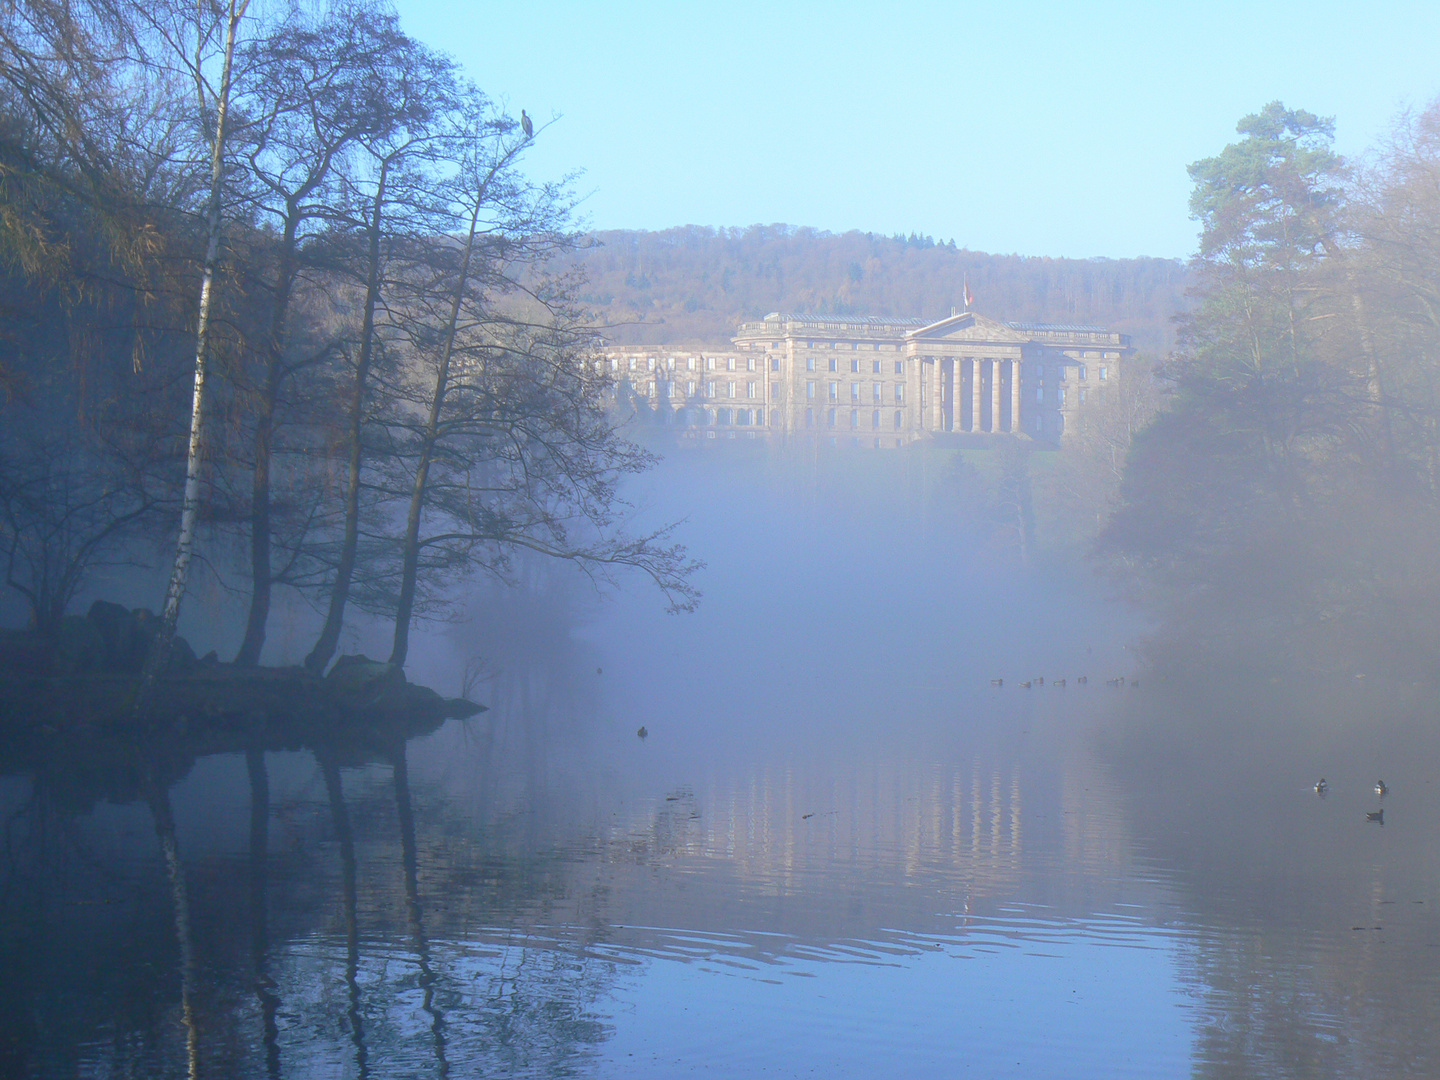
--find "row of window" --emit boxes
[1035,363,1108,382]
[803,380,905,404]
[627,380,775,400]
[602,355,785,374]
[801,341,899,351]
[807,357,906,375]
[629,378,1098,409]
[1033,386,1090,406]
[803,408,905,431]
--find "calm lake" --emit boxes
[3,452,1437,1078]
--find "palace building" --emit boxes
[596,310,1131,446]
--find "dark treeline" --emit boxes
[1102,102,1440,680]
[0,0,696,674]
[574,225,1190,354]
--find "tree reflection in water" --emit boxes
[0,707,616,1078]
[246,746,282,1079]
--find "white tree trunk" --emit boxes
[136,0,247,702]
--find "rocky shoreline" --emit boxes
[0,600,485,747]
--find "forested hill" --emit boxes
[573,226,1191,354]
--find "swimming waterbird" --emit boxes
[1367,809,1384,824]
[1315,778,1328,796]
[1375,780,1388,797]
[636,726,647,740]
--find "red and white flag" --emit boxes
[962,276,974,311]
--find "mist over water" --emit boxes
[4,444,1437,1078]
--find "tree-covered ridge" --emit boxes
[574,225,1190,354]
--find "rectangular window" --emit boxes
[829,381,839,401]
[1059,387,1067,405]
[727,357,736,372]
[895,384,905,404]
[687,357,696,371]
[771,357,780,372]
[647,381,655,397]
[829,357,838,372]
[872,383,882,403]
[727,381,735,398]
[1035,387,1044,403]
[687,380,695,395]
[872,360,882,374]
[851,359,860,373]
[628,357,637,371]
[893,410,902,429]
[806,407,814,428]
[1035,363,1044,378]
[706,357,715,371]
[706,380,716,397]
[609,358,618,371]
[806,356,816,371]
[647,357,656,371]
[1079,388,1087,404]
[851,383,860,402]
[757,408,765,425]
[871,408,880,428]
[850,408,859,429]
[1099,366,1109,380]
[770,382,780,401]
[747,357,755,372]
[1079,365,1087,381]
[747,381,756,399]
[827,407,836,427]
[894,360,904,375]
[807,380,816,399]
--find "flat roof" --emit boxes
[1006,322,1111,333]
[749,312,929,328]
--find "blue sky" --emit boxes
[393,1,1440,259]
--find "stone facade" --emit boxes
[595,310,1131,446]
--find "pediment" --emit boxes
[904,312,1031,344]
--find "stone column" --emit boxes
[1011,360,1022,434]
[991,360,1003,434]
[932,358,944,430]
[972,359,984,433]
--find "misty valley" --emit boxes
[4,1,1440,1077]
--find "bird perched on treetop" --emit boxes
[520,110,533,139]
